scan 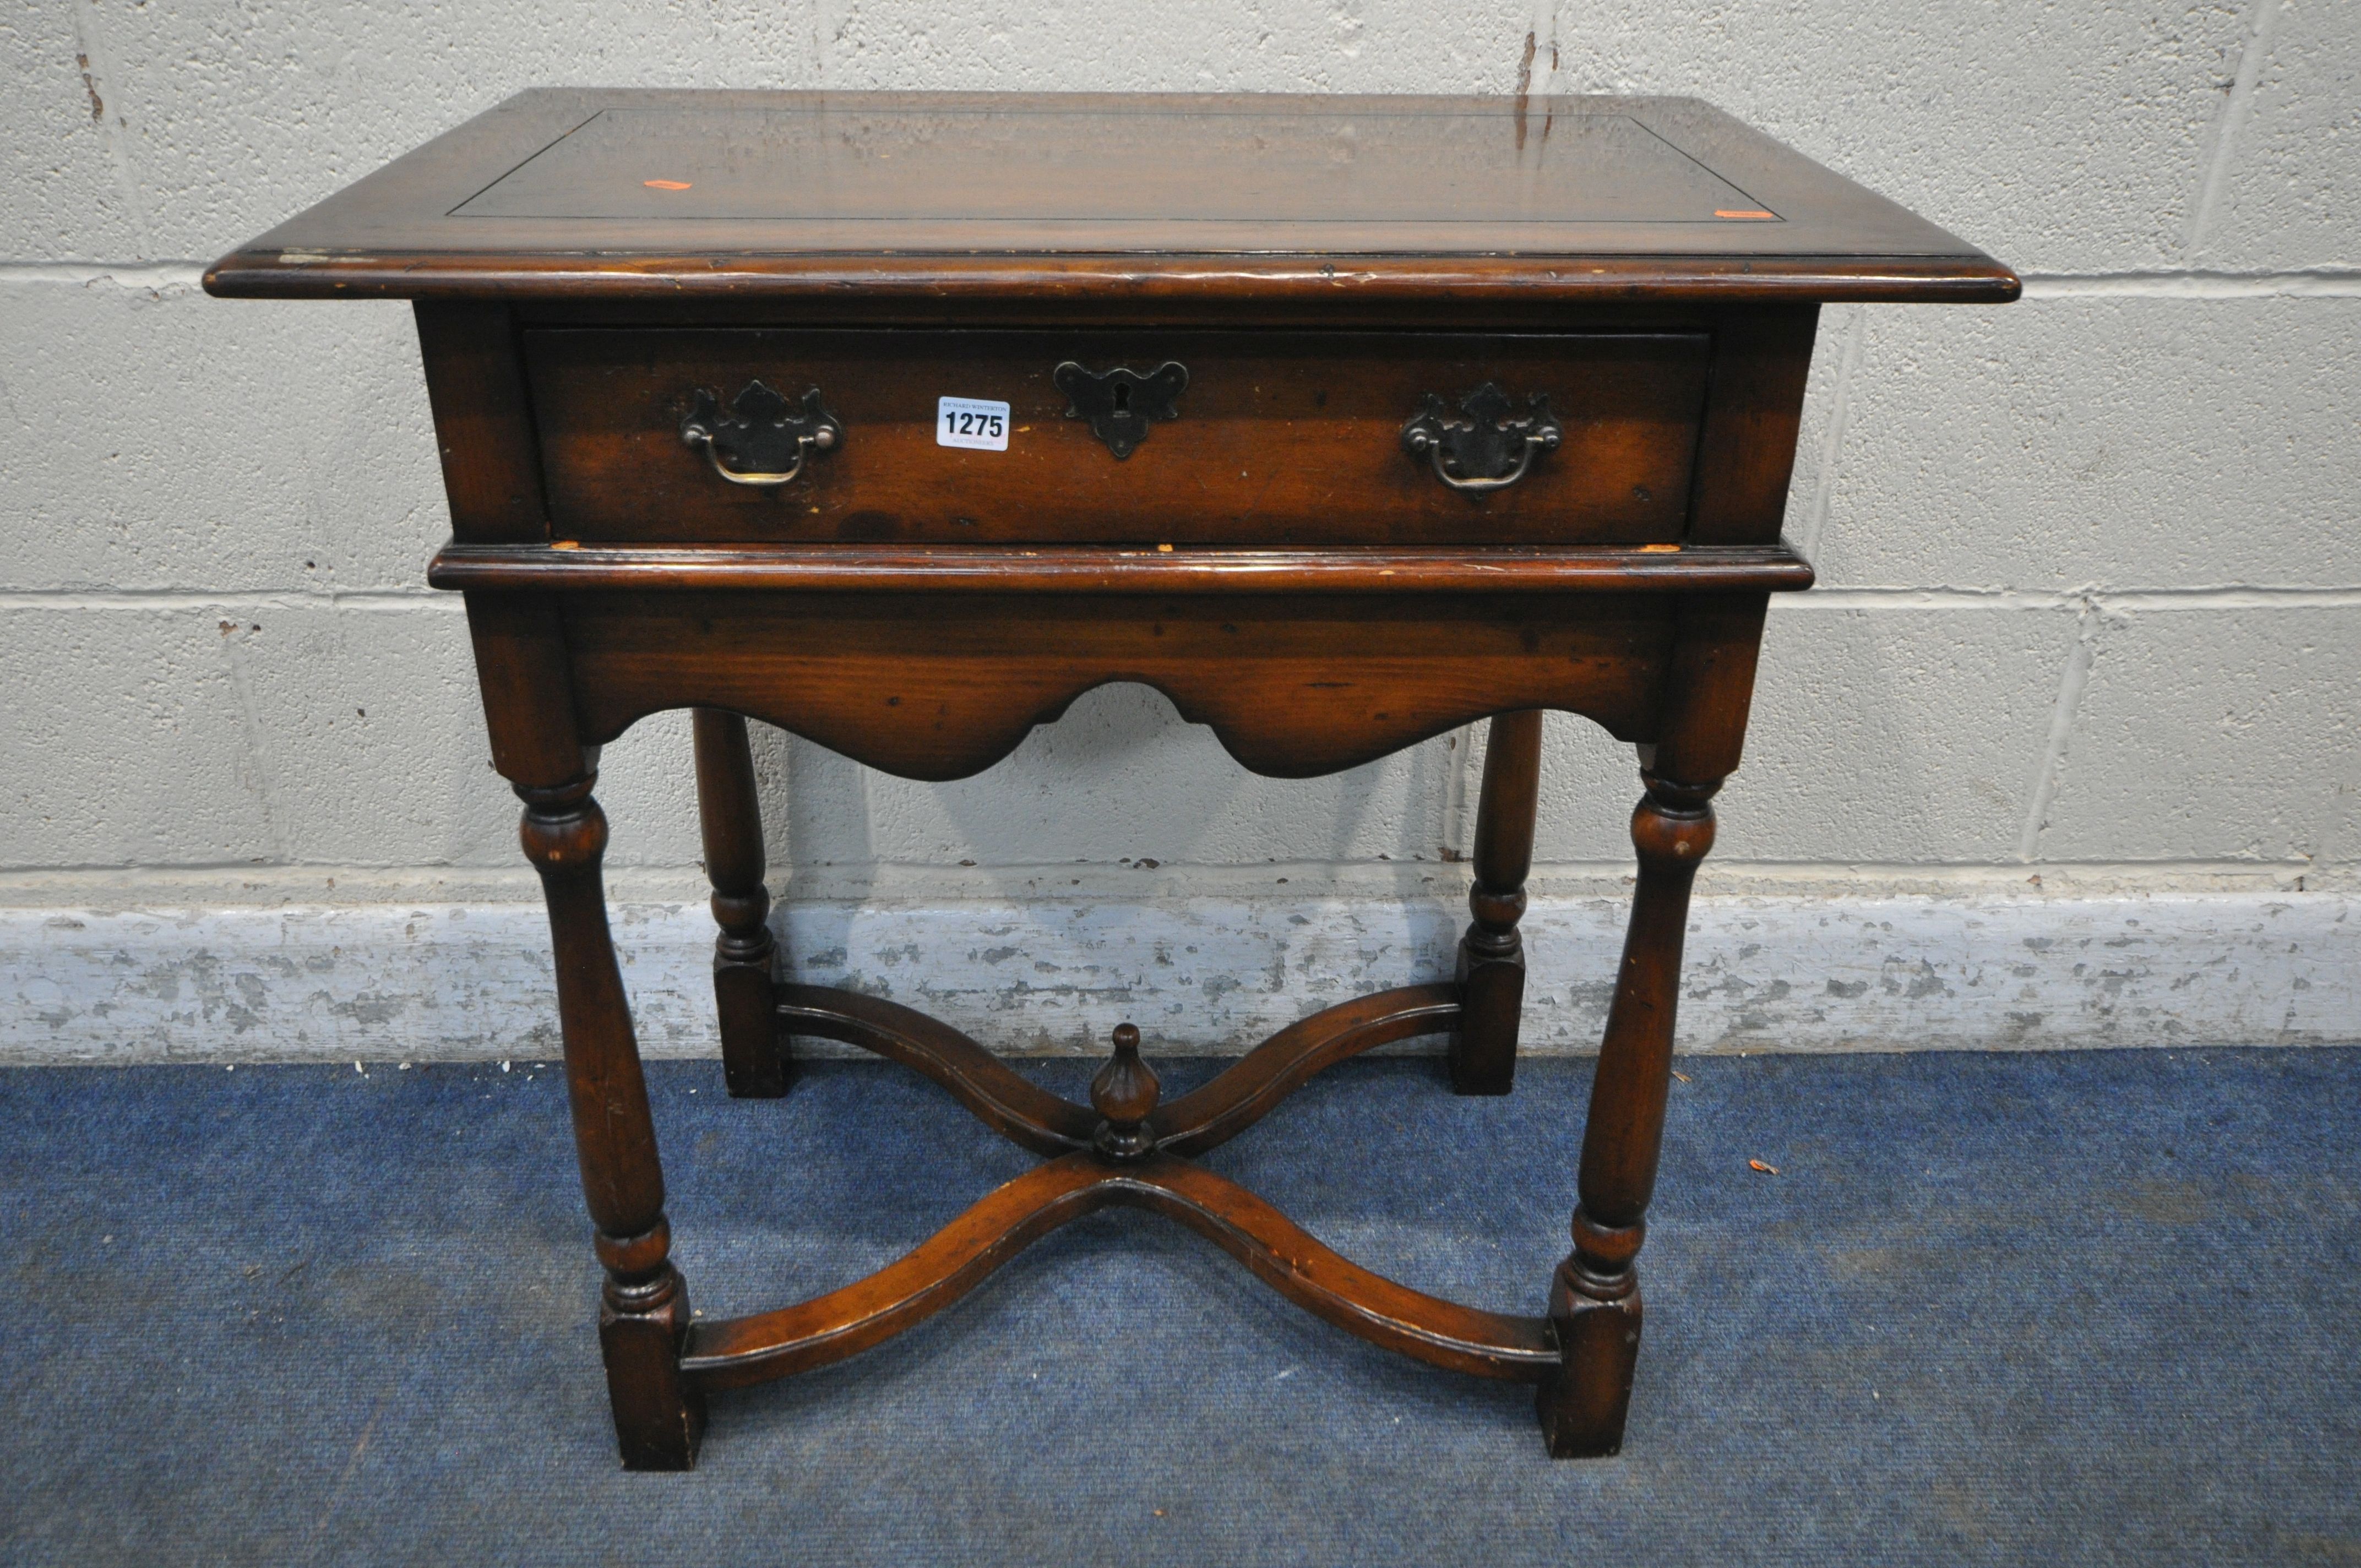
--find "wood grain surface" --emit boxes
[557,590,1677,780]
[525,328,1708,546]
[202,91,2019,309]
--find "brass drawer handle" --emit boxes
[1400,383,1563,494]
[679,380,842,487]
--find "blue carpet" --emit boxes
[2,1046,2357,1565]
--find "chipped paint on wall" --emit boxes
[4,894,2352,1065]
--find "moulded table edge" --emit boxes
[425,541,1820,595]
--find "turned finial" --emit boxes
[1090,1022,1160,1161]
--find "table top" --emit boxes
[204,90,2015,307]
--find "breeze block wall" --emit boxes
[3,1,2355,1061]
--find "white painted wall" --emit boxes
[3,2,2357,1060]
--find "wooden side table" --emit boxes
[206,90,2014,1468]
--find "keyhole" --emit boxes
[1112,382,1131,413]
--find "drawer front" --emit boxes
[524,329,1708,546]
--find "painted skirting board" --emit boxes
[4,894,2353,1064]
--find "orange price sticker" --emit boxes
[1715,208,1776,220]
[643,179,693,192]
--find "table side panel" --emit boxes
[558,591,1677,780]
[1689,306,1819,547]
[416,303,551,545]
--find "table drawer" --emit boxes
[524,329,1709,546]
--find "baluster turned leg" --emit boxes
[1537,764,1718,1457]
[1448,710,1543,1095]
[694,710,790,1098]
[1536,592,1764,1457]
[521,770,706,1470]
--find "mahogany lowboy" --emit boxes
[206,90,2014,1468]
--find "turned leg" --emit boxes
[1448,710,1543,1095]
[521,768,706,1470]
[1537,764,1718,1457]
[694,709,790,1098]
